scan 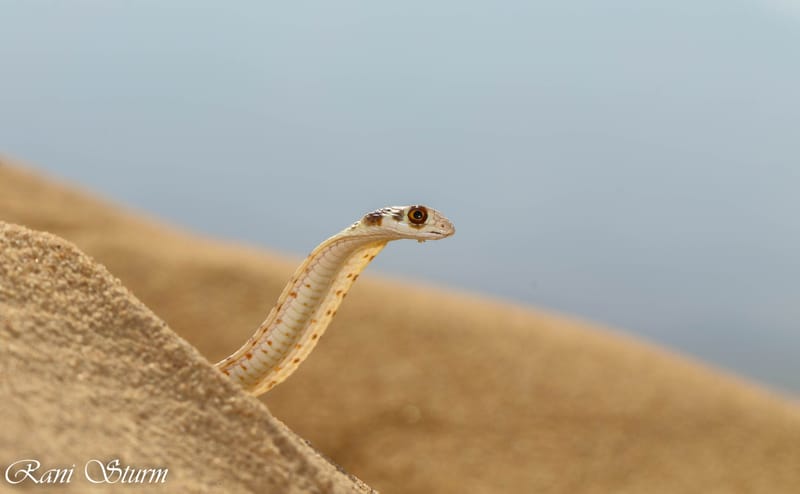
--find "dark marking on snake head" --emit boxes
[363,211,383,226]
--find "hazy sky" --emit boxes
[1,1,799,394]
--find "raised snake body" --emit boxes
[215,205,455,396]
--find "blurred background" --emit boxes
[1,0,798,394]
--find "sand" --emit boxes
[1,156,799,493]
[0,224,373,493]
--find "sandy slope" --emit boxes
[1,157,799,493]
[0,223,373,493]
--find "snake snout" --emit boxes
[434,219,456,238]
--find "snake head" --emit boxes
[359,205,455,241]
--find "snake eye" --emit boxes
[407,206,428,225]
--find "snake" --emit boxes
[215,205,455,396]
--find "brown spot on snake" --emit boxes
[363,211,383,226]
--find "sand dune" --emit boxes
[0,226,372,492]
[1,157,799,493]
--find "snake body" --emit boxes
[215,205,455,396]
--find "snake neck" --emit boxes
[215,234,387,395]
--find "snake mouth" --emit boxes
[428,228,455,238]
[417,231,445,243]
